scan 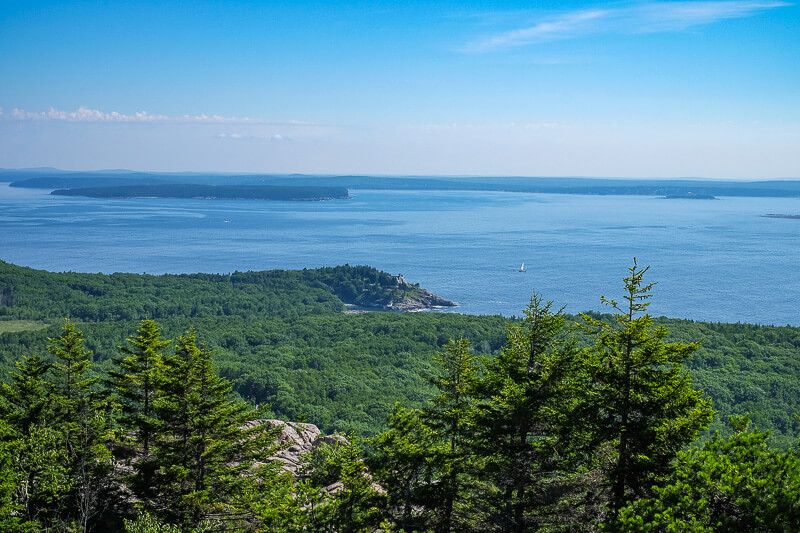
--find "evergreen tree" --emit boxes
[110,320,171,503]
[0,421,26,532]
[615,418,800,532]
[111,320,171,455]
[302,439,386,532]
[371,340,480,532]
[49,321,96,421]
[248,464,319,533]
[370,406,441,530]
[0,354,52,434]
[48,320,114,532]
[123,512,181,533]
[11,426,72,529]
[473,295,585,532]
[425,339,480,532]
[152,329,273,529]
[0,353,71,529]
[582,260,714,517]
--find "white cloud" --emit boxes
[468,9,608,51]
[631,0,790,31]
[466,1,789,51]
[215,132,293,141]
[5,106,288,124]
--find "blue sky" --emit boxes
[1,0,798,177]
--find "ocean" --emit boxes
[1,182,798,325]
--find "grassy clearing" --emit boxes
[0,320,50,334]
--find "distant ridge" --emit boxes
[4,168,800,198]
[51,183,350,201]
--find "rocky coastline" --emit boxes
[343,274,456,313]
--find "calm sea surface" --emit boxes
[1,182,798,325]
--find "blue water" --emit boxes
[1,182,799,325]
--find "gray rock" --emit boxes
[258,419,348,475]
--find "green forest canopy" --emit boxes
[0,259,798,444]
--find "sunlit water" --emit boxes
[1,183,798,325]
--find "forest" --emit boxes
[0,259,799,530]
[1,260,798,443]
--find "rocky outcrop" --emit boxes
[368,275,456,312]
[257,420,385,495]
[109,419,382,505]
[387,287,456,311]
[392,275,455,311]
[257,419,348,475]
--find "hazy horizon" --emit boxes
[2,166,799,182]
[2,1,799,178]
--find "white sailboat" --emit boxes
[519,262,526,272]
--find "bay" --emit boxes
[1,182,798,325]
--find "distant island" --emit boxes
[5,168,800,199]
[661,193,717,200]
[762,213,800,220]
[51,183,350,201]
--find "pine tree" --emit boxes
[302,440,386,532]
[11,425,72,529]
[109,320,171,503]
[111,319,171,456]
[0,322,112,530]
[152,328,273,529]
[0,421,24,532]
[0,353,70,529]
[582,260,714,518]
[615,418,800,531]
[49,320,95,420]
[474,295,585,532]
[0,354,52,435]
[425,339,480,532]
[371,340,480,532]
[48,320,114,532]
[247,463,318,533]
[370,406,441,530]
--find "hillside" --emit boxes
[0,260,798,443]
[7,168,800,198]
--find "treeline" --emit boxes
[1,318,407,532]
[0,318,335,531]
[2,262,799,531]
[0,261,426,322]
[363,264,800,531]
[2,260,800,443]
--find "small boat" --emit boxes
[519,262,526,272]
